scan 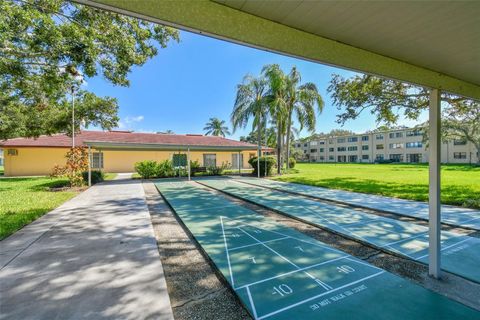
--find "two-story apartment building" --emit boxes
[296,128,478,164]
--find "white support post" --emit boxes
[88,146,92,187]
[238,151,241,175]
[187,147,191,181]
[428,88,441,279]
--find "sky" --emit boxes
[86,30,427,140]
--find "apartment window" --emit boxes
[453,139,467,146]
[454,152,467,159]
[389,143,404,149]
[296,143,301,148]
[389,132,403,139]
[304,143,308,147]
[329,148,334,152]
[376,134,384,140]
[376,154,384,160]
[319,156,325,161]
[348,155,358,162]
[310,141,318,146]
[329,139,334,144]
[406,142,422,148]
[362,135,369,141]
[91,152,104,169]
[329,155,334,161]
[337,138,346,143]
[337,147,346,152]
[389,154,403,162]
[319,148,324,152]
[310,149,317,153]
[376,144,384,150]
[347,137,358,142]
[406,130,422,137]
[303,150,307,154]
[319,141,325,145]
[406,153,422,163]
[362,155,369,160]
[173,154,188,167]
[347,146,357,151]
[362,145,369,151]
[203,154,216,167]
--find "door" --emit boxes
[232,153,244,169]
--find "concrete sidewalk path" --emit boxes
[0,179,174,320]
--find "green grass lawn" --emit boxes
[0,165,4,175]
[104,172,117,180]
[272,163,480,209]
[0,177,79,240]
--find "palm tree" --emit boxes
[231,75,268,177]
[203,117,231,137]
[284,67,324,169]
[262,64,289,174]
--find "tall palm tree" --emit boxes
[203,118,231,137]
[231,75,268,177]
[262,64,289,174]
[284,67,324,169]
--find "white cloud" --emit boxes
[117,115,144,129]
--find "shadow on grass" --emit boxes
[276,176,480,209]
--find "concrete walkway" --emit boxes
[0,179,173,320]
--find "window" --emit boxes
[389,143,404,149]
[329,148,334,152]
[362,136,369,141]
[296,143,301,148]
[453,139,467,146]
[319,156,324,161]
[362,155,369,160]
[376,144,384,150]
[362,145,369,150]
[304,143,308,147]
[347,146,357,151]
[406,142,422,148]
[337,147,346,152]
[389,132,403,139]
[376,154,384,160]
[376,134,384,140]
[389,154,403,162]
[7,149,18,156]
[347,137,358,142]
[310,141,318,146]
[319,141,325,145]
[173,154,187,166]
[319,148,324,152]
[329,155,334,161]
[310,149,317,153]
[406,130,422,137]
[91,152,104,169]
[303,150,307,154]
[348,155,358,162]
[454,152,467,159]
[329,139,334,144]
[406,153,422,163]
[203,154,216,167]
[337,138,346,143]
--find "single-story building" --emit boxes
[0,130,270,176]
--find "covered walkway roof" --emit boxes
[81,0,480,100]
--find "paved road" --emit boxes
[0,179,173,320]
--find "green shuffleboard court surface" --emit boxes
[197,177,480,284]
[234,176,480,230]
[154,180,479,319]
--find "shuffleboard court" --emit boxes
[154,180,479,319]
[197,177,480,284]
[233,176,480,231]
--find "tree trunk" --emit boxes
[277,122,282,174]
[257,111,261,178]
[285,110,293,170]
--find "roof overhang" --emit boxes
[77,0,480,100]
[84,141,260,151]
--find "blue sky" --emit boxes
[86,30,426,140]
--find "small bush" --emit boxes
[207,162,229,176]
[190,160,201,176]
[51,147,89,187]
[134,160,159,179]
[158,160,175,177]
[288,157,296,169]
[82,170,104,185]
[249,156,276,177]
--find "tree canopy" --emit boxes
[203,117,231,137]
[0,0,179,140]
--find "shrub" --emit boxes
[248,156,276,177]
[288,157,296,169]
[190,160,201,176]
[207,161,229,176]
[134,160,159,179]
[82,170,104,185]
[158,159,175,177]
[51,147,89,187]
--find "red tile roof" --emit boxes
[0,131,262,149]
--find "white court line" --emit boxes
[381,232,428,247]
[220,217,235,287]
[257,270,385,320]
[181,204,239,213]
[228,237,290,251]
[246,286,259,320]
[462,216,480,224]
[234,256,348,290]
[343,257,384,271]
[416,237,472,260]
